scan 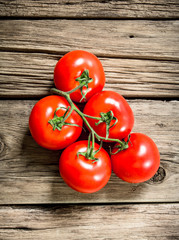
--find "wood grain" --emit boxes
[0,100,178,204]
[0,52,179,99]
[0,1,178,238]
[0,20,179,60]
[0,0,179,19]
[0,204,178,240]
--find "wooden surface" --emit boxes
[0,20,179,60]
[0,100,179,204]
[0,204,178,240]
[0,52,179,98]
[0,1,179,239]
[0,0,179,19]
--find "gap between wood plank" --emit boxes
[0,201,179,207]
[0,47,179,62]
[0,16,179,20]
[0,96,178,101]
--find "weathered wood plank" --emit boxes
[0,52,179,98]
[0,0,179,19]
[0,204,178,240]
[0,100,178,204]
[0,20,179,60]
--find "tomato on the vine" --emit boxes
[83,91,134,141]
[59,140,111,193]
[111,133,160,183]
[54,50,105,102]
[29,95,83,150]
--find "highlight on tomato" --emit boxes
[111,133,160,183]
[59,139,111,193]
[54,50,105,102]
[83,91,134,141]
[29,95,83,150]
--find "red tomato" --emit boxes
[29,95,83,150]
[111,133,160,183]
[83,91,134,141]
[59,141,111,193]
[54,50,105,102]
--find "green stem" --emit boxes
[63,107,73,122]
[51,88,124,146]
[83,113,101,120]
[89,132,95,156]
[66,81,86,95]
[74,107,123,144]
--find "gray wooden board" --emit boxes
[0,52,179,98]
[0,20,179,60]
[0,204,178,240]
[0,1,178,239]
[0,0,179,19]
[0,100,178,204]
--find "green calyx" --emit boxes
[110,135,131,155]
[75,69,93,102]
[48,106,81,131]
[77,133,102,163]
[95,110,118,139]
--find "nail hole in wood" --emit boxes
[129,35,134,38]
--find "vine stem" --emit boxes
[66,81,86,95]
[83,113,101,120]
[51,87,124,146]
[63,107,73,122]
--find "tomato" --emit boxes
[29,95,83,150]
[54,50,105,102]
[83,91,134,141]
[59,140,111,193]
[111,133,160,183]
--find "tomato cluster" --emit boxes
[29,50,160,193]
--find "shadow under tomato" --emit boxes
[21,129,61,178]
[20,127,153,204]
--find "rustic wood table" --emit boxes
[0,1,179,239]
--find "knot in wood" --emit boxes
[150,167,166,183]
[0,138,5,154]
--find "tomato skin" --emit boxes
[59,141,111,193]
[111,133,160,183]
[29,95,83,150]
[54,50,105,102]
[83,91,134,141]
